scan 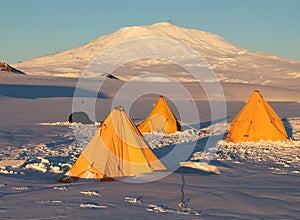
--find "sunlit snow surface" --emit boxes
[0,118,299,176]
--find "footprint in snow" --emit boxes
[11,186,32,191]
[125,196,142,204]
[0,207,7,213]
[80,190,100,196]
[36,200,63,205]
[146,204,175,213]
[146,204,202,216]
[80,202,108,209]
[53,186,69,191]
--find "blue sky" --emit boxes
[1,0,300,64]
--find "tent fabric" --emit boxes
[226,90,288,142]
[138,96,181,133]
[63,106,166,180]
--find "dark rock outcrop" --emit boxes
[0,62,27,75]
[68,111,94,124]
[102,72,120,80]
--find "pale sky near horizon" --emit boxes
[1,0,300,64]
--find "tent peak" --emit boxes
[114,106,125,112]
[252,90,263,98]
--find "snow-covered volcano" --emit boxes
[14,22,300,90]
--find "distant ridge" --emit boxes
[14,22,300,90]
[0,62,26,75]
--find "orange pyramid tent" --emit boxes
[226,90,288,142]
[61,106,166,181]
[138,96,181,133]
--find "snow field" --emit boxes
[0,117,298,177]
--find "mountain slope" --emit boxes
[14,22,300,90]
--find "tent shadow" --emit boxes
[174,167,217,176]
[152,116,229,161]
[183,116,230,131]
[209,160,233,169]
[282,117,293,138]
[153,133,227,171]
[0,84,109,99]
[152,134,227,160]
[190,133,227,159]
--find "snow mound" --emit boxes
[0,159,26,168]
[213,139,300,175]
[143,129,202,148]
[38,121,72,126]
[0,142,81,176]
[180,161,221,174]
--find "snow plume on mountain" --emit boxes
[14,22,300,90]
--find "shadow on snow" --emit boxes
[0,84,109,99]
